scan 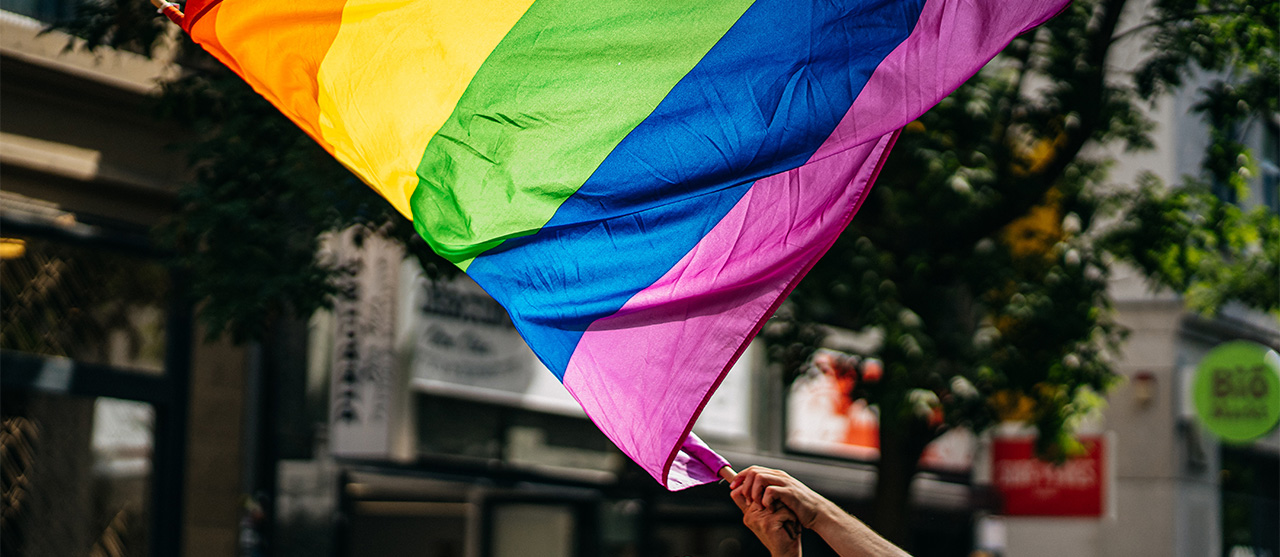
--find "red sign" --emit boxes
[991,436,1105,517]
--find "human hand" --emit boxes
[732,466,910,557]
[729,466,833,530]
[730,481,803,557]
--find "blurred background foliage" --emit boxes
[52,0,456,343]
[53,0,1279,543]
[773,0,1278,539]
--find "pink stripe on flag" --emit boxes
[562,133,896,489]
[811,0,1070,161]
[562,0,1071,489]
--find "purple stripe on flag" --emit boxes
[561,133,896,488]
[562,0,1072,489]
[810,0,1070,162]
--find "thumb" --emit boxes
[761,485,794,509]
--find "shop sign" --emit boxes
[406,273,582,415]
[991,436,1104,517]
[328,228,405,458]
[1192,341,1280,444]
[404,272,755,440]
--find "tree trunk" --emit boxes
[872,417,929,548]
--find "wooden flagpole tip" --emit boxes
[149,0,184,25]
[717,466,737,483]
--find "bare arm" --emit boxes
[730,466,910,557]
[806,503,909,557]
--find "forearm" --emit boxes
[810,502,910,557]
[729,466,907,557]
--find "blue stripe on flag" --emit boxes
[468,0,926,377]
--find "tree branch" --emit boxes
[1111,9,1248,44]
[962,0,1130,247]
[995,36,1036,155]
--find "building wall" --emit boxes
[1,12,250,556]
[1097,294,1187,557]
[184,328,250,557]
[0,13,185,226]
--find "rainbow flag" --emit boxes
[179,0,1069,489]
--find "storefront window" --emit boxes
[490,503,576,557]
[346,500,467,557]
[1221,447,1279,557]
[415,394,619,474]
[0,233,169,374]
[1,391,154,556]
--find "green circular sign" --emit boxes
[1193,341,1280,443]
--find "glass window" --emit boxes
[347,505,467,557]
[0,233,169,374]
[342,474,471,557]
[1,391,154,557]
[491,503,576,557]
[414,394,619,473]
[1221,447,1279,557]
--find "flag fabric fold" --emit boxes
[180,0,1070,489]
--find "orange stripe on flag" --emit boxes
[186,3,243,77]
[188,0,348,153]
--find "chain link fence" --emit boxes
[2,392,154,557]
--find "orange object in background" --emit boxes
[843,399,880,449]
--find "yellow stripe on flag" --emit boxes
[316,0,536,218]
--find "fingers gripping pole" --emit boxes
[149,0,184,25]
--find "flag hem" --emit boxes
[659,129,902,489]
[181,0,222,32]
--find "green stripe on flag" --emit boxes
[410,0,756,269]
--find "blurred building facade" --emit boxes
[1,6,250,557]
[2,2,1275,557]
[269,228,980,557]
[979,8,1280,556]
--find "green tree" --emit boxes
[778,0,1278,544]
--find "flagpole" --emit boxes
[718,465,737,483]
[150,0,184,25]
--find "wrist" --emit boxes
[807,498,846,534]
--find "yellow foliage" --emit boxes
[988,389,1037,422]
[1011,132,1064,177]
[1001,188,1063,261]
